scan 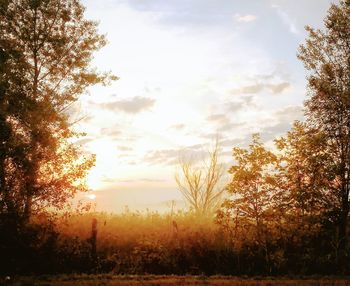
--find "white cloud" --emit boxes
[99,97,156,114]
[234,13,257,23]
[273,7,299,35]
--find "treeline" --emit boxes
[217,127,341,275]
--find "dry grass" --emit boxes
[56,210,218,252]
[20,211,344,276]
[57,210,217,236]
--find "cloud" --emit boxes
[234,14,257,23]
[207,114,229,123]
[80,114,94,123]
[123,134,142,143]
[212,105,304,150]
[220,138,247,148]
[76,137,94,145]
[100,127,122,138]
[118,178,167,183]
[144,145,208,166]
[169,123,186,130]
[101,177,117,183]
[227,101,245,112]
[206,113,243,132]
[274,105,304,122]
[261,105,304,141]
[227,96,254,112]
[242,95,255,105]
[144,149,180,166]
[231,81,290,95]
[232,83,264,94]
[186,143,204,150]
[199,133,225,140]
[273,6,299,35]
[267,82,291,94]
[228,67,292,96]
[100,97,156,114]
[218,122,242,132]
[118,145,133,151]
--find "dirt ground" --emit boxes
[3,275,350,286]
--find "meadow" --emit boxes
[54,210,224,275]
[2,208,338,276]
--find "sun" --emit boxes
[86,167,102,191]
[86,193,96,200]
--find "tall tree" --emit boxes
[0,0,116,221]
[298,0,350,246]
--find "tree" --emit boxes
[175,140,226,217]
[0,0,116,221]
[218,134,278,241]
[275,121,334,220]
[216,135,283,274]
[298,0,350,247]
[273,122,337,261]
[0,43,31,218]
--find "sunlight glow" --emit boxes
[75,0,332,212]
[86,193,96,200]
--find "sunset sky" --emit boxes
[75,0,335,212]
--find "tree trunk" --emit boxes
[338,185,349,248]
[23,194,32,222]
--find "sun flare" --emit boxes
[86,193,96,200]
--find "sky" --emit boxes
[75,0,336,212]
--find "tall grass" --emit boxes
[0,209,345,276]
[55,210,222,274]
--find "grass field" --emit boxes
[3,275,350,286]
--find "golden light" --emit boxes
[85,139,120,191]
[86,167,102,191]
[86,193,96,200]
